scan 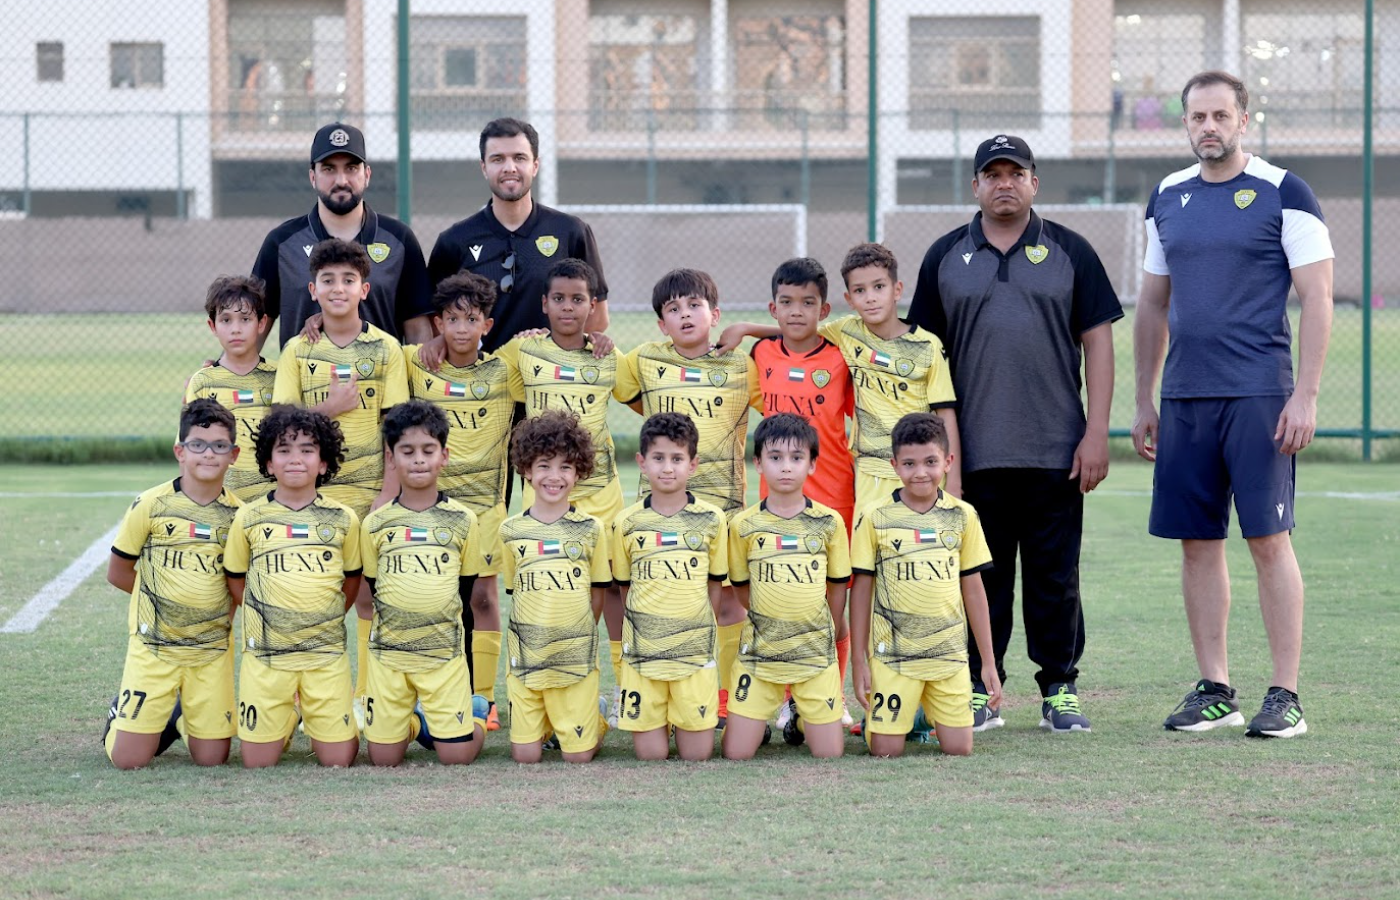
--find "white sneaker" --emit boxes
[607,685,621,729]
[840,704,854,728]
[775,697,796,730]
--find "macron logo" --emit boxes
[962,253,973,265]
[469,245,483,261]
[1276,503,1285,520]
[302,244,314,256]
[1180,194,1192,208]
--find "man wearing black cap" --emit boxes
[252,122,434,347]
[907,135,1123,734]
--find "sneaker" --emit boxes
[154,698,184,757]
[413,702,435,750]
[1163,679,1245,732]
[541,733,561,751]
[774,697,796,731]
[906,706,936,744]
[100,694,119,746]
[1039,682,1091,733]
[485,702,501,732]
[840,704,854,728]
[1246,687,1307,739]
[716,688,729,731]
[780,698,804,747]
[607,686,621,730]
[352,696,366,732]
[849,717,863,738]
[970,681,1003,733]
[761,724,773,746]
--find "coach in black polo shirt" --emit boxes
[428,117,608,353]
[907,135,1122,734]
[252,122,434,347]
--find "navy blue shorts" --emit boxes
[1149,396,1296,540]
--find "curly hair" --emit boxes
[254,405,346,486]
[510,408,595,482]
[638,411,700,458]
[309,238,371,280]
[204,274,267,320]
[890,412,949,456]
[179,397,237,443]
[753,412,819,462]
[383,399,449,450]
[433,271,497,318]
[840,242,898,286]
[546,257,599,299]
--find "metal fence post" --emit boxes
[176,112,187,220]
[397,0,412,225]
[866,0,877,243]
[1362,0,1375,460]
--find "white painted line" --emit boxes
[0,491,135,498]
[1,525,120,634]
[1097,490,1399,501]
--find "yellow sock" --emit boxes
[355,616,372,698]
[472,630,502,699]
[610,640,623,682]
[718,621,743,696]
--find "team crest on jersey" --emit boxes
[804,534,823,554]
[1234,190,1256,209]
[812,369,831,389]
[581,366,600,385]
[941,531,959,551]
[564,541,584,561]
[366,243,391,264]
[356,359,375,378]
[434,527,454,546]
[709,371,727,388]
[318,524,337,543]
[535,235,559,257]
[471,382,489,400]
[1025,244,1049,265]
[895,359,914,378]
[685,532,704,551]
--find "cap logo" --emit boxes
[329,128,350,148]
[994,135,1008,144]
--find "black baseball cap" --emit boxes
[310,123,367,165]
[974,135,1035,172]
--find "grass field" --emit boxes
[2,305,1398,457]
[1,458,1397,899]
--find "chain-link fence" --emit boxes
[2,1,1395,457]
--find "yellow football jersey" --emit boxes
[111,478,242,667]
[497,335,627,500]
[361,494,483,674]
[272,322,409,502]
[728,499,852,685]
[616,341,761,513]
[850,490,992,681]
[499,509,612,690]
[224,492,362,672]
[819,315,956,478]
[403,345,514,515]
[612,495,727,682]
[184,361,278,501]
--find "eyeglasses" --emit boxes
[181,439,235,455]
[500,249,516,294]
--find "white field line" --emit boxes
[1097,490,1399,501]
[1,525,119,634]
[0,491,135,498]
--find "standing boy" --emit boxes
[612,413,729,761]
[103,399,242,769]
[184,275,277,502]
[360,400,489,766]
[615,269,760,725]
[850,413,1000,757]
[225,406,362,767]
[499,409,613,764]
[403,271,515,731]
[274,237,409,721]
[722,414,851,760]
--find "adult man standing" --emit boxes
[252,122,434,347]
[907,135,1122,734]
[1133,71,1333,738]
[428,117,608,353]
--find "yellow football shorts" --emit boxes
[506,668,603,752]
[364,655,478,744]
[471,502,506,577]
[864,657,973,735]
[616,662,720,733]
[854,469,903,522]
[111,635,235,740]
[727,661,843,726]
[237,653,358,745]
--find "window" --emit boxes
[589,10,704,131]
[227,0,346,132]
[409,15,526,130]
[908,17,1040,131]
[36,42,64,83]
[732,10,846,131]
[1111,1,1215,132]
[1241,6,1366,130]
[110,42,164,89]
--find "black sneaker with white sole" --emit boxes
[970,682,1003,733]
[1246,686,1307,738]
[1039,682,1091,732]
[1163,679,1245,732]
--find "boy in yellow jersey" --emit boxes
[224,406,363,767]
[184,275,277,501]
[499,409,613,764]
[496,257,629,726]
[615,269,759,727]
[612,413,728,761]
[361,400,489,766]
[722,414,851,760]
[403,271,514,732]
[273,238,409,725]
[850,413,1001,757]
[718,243,960,521]
[102,399,242,769]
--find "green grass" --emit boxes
[3,306,1398,458]
[1,460,1397,899]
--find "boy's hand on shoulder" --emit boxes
[301,313,324,345]
[981,663,1004,711]
[323,372,360,416]
[515,328,549,340]
[588,331,615,357]
[417,334,447,372]
[713,323,752,355]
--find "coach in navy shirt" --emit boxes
[1133,71,1334,739]
[908,135,1122,736]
